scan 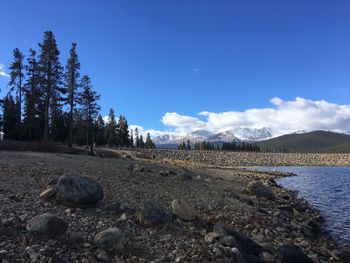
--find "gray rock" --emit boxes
[46,178,58,189]
[136,200,172,227]
[180,173,192,181]
[204,232,221,243]
[277,245,313,263]
[39,188,57,200]
[260,252,275,262]
[93,228,124,254]
[27,213,68,238]
[56,174,104,207]
[219,235,238,247]
[213,222,262,256]
[171,199,197,221]
[159,170,169,176]
[248,181,275,200]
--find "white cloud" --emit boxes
[0,64,9,78]
[162,112,206,134]
[158,97,350,136]
[129,124,178,139]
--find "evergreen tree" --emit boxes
[95,114,105,146]
[8,48,25,140]
[65,43,80,147]
[130,129,134,147]
[145,132,156,149]
[2,95,19,140]
[37,31,63,141]
[72,109,86,145]
[186,139,191,150]
[135,127,140,148]
[116,115,130,146]
[23,49,41,140]
[139,134,145,148]
[106,108,117,146]
[78,75,100,154]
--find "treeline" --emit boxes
[178,140,260,152]
[0,31,155,151]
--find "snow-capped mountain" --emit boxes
[230,127,273,141]
[206,131,240,142]
[190,130,216,139]
[153,127,274,145]
[152,134,182,145]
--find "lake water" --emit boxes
[255,166,350,246]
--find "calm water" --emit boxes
[255,166,350,245]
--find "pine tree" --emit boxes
[186,139,191,150]
[78,75,100,154]
[139,134,145,148]
[8,48,25,140]
[134,127,140,148]
[145,132,153,148]
[116,115,130,147]
[37,31,63,141]
[106,108,117,146]
[130,129,134,147]
[65,43,80,147]
[23,49,40,140]
[95,114,105,146]
[2,95,19,140]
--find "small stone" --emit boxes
[126,164,134,171]
[27,213,68,238]
[39,188,57,200]
[171,199,197,221]
[117,213,127,222]
[159,170,169,176]
[260,252,275,262]
[204,232,220,243]
[93,227,125,253]
[19,213,29,222]
[96,249,109,261]
[213,222,262,255]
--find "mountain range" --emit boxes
[153,127,274,146]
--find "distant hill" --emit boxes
[257,131,350,152]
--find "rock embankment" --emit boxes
[142,149,350,166]
[0,150,349,262]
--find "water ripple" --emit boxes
[257,166,350,245]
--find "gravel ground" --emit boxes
[0,150,349,262]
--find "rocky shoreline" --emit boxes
[0,150,349,262]
[144,149,350,167]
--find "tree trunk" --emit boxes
[68,103,73,147]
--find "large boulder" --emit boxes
[171,199,197,221]
[248,181,275,200]
[27,213,68,238]
[136,200,172,227]
[56,174,104,207]
[93,227,125,253]
[277,245,313,263]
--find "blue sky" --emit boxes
[1,0,350,136]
